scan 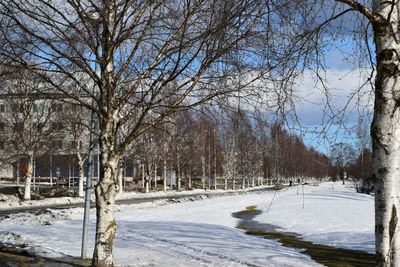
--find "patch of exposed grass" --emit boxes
[234,206,375,267]
[0,246,91,266]
[232,205,263,219]
[261,231,375,267]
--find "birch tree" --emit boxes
[63,104,90,197]
[268,0,400,265]
[0,2,274,264]
[0,69,60,200]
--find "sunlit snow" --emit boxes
[0,182,373,266]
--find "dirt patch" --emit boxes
[0,246,91,267]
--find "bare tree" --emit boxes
[269,1,400,264]
[0,69,62,200]
[330,142,357,184]
[0,1,274,264]
[62,104,90,197]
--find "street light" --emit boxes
[81,10,100,260]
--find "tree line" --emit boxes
[0,0,398,266]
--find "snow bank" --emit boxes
[0,185,273,210]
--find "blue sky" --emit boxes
[290,42,374,155]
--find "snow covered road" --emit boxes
[0,182,374,266]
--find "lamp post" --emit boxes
[81,11,100,259]
[81,97,96,259]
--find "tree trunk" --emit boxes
[177,160,181,191]
[163,159,167,191]
[23,153,34,201]
[141,163,145,189]
[201,155,205,189]
[16,159,20,185]
[177,172,181,191]
[145,164,150,193]
[224,178,228,190]
[372,4,400,265]
[145,177,150,193]
[49,154,53,187]
[153,164,157,190]
[92,151,120,267]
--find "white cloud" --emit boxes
[294,68,373,127]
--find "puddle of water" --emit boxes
[232,206,375,267]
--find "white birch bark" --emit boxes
[145,176,149,193]
[16,159,20,185]
[92,3,119,264]
[372,2,400,265]
[77,152,85,198]
[177,159,181,191]
[141,163,145,189]
[153,164,157,190]
[163,159,167,191]
[93,150,119,267]
[23,152,34,201]
[145,164,150,193]
[201,155,205,189]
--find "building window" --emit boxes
[33,103,44,113]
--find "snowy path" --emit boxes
[0,182,374,266]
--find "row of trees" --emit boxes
[0,73,334,196]
[330,142,373,182]
[128,108,334,192]
[0,0,398,266]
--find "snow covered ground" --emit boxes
[255,182,374,253]
[0,182,374,266]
